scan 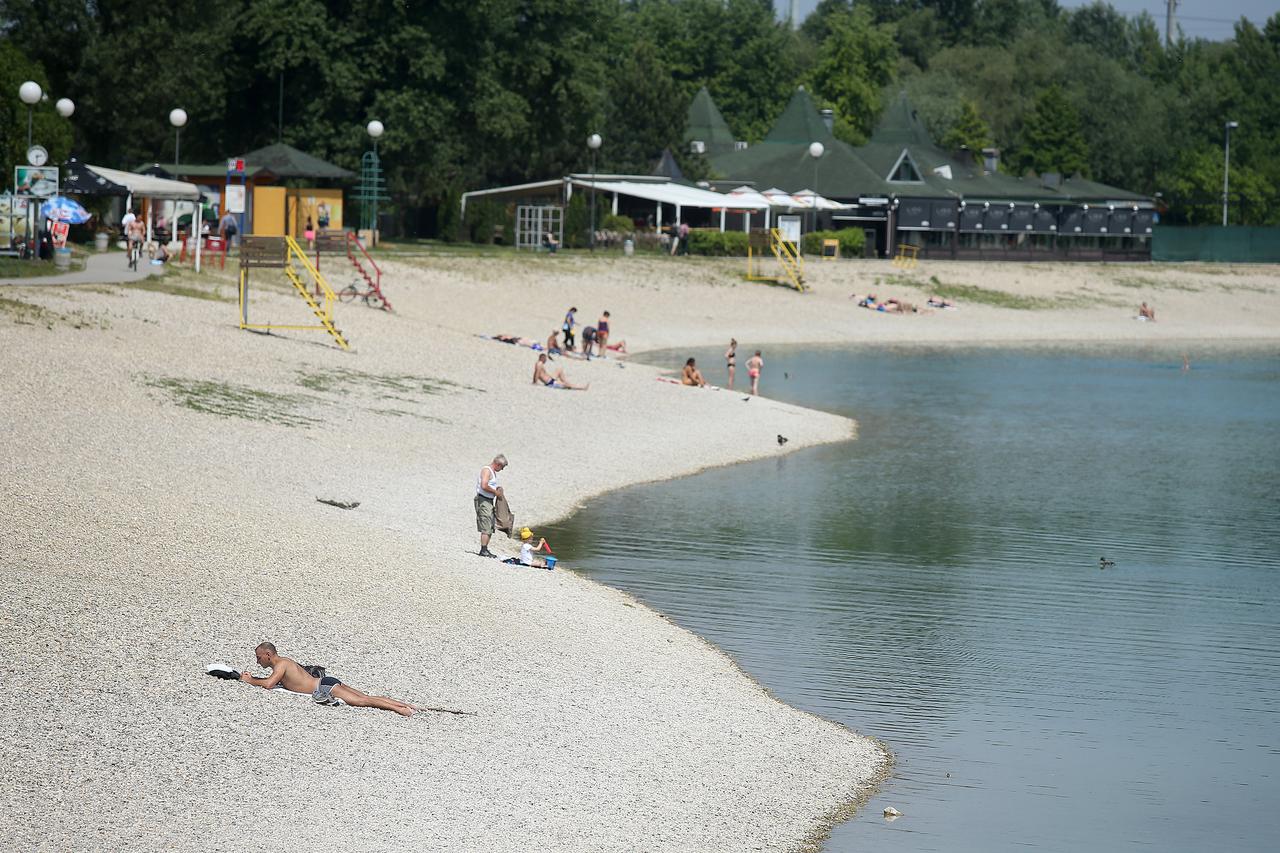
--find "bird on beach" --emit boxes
[1099,557,1115,569]
[784,371,789,379]
[777,435,788,446]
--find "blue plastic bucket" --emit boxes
[545,556,558,569]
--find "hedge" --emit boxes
[800,228,866,257]
[687,230,749,256]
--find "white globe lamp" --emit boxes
[55,98,75,118]
[19,81,42,105]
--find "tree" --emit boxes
[806,6,898,144]
[0,42,73,176]
[1016,85,1090,176]
[603,40,685,175]
[940,100,993,155]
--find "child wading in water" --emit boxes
[746,350,763,395]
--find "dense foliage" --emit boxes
[2,0,1276,228]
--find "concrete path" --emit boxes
[0,251,162,287]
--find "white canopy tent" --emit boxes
[791,189,851,211]
[85,164,206,270]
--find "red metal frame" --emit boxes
[341,231,391,311]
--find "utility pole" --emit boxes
[1165,0,1179,47]
[790,0,799,30]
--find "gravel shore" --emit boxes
[2,252,1275,851]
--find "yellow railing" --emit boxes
[892,243,920,269]
[769,227,805,291]
[238,235,350,351]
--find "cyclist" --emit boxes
[125,214,146,271]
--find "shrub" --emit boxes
[600,213,636,234]
[801,228,866,257]
[687,229,750,256]
[564,193,589,248]
[464,199,506,244]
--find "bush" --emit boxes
[801,227,866,257]
[437,188,462,241]
[464,199,506,244]
[600,213,635,233]
[564,193,589,248]
[687,229,750,256]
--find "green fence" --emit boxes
[1152,226,1280,263]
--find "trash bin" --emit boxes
[54,247,72,269]
[623,238,634,257]
[94,232,110,252]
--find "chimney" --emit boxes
[820,109,834,133]
[982,147,1000,175]
[790,0,799,30]
[954,146,976,168]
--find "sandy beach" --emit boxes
[2,251,1277,851]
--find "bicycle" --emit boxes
[338,280,385,310]
[127,238,141,271]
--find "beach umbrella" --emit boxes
[39,196,92,224]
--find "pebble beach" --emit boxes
[2,251,1277,851]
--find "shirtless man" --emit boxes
[125,215,146,271]
[532,353,588,390]
[239,642,421,717]
[546,329,562,354]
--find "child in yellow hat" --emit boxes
[519,527,549,568]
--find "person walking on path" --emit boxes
[725,338,737,389]
[475,454,508,558]
[562,307,578,352]
[219,211,239,246]
[239,642,423,717]
[746,350,763,396]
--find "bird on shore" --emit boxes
[1100,557,1115,569]
[777,434,788,446]
[784,371,790,379]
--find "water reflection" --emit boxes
[544,347,1280,852]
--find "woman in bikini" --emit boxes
[725,338,737,389]
[681,357,706,387]
[596,311,611,356]
[746,350,763,396]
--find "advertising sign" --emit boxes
[51,221,70,248]
[15,166,59,198]
[224,184,246,214]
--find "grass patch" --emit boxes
[142,376,319,427]
[924,276,1053,310]
[371,408,447,423]
[118,277,231,302]
[0,294,108,329]
[296,366,483,396]
[0,255,85,278]
[1111,274,1200,293]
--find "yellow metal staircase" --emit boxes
[238,235,350,351]
[746,228,806,292]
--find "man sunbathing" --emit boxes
[532,352,588,390]
[239,642,421,717]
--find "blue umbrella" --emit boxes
[39,196,92,224]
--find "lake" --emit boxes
[543,345,1280,852]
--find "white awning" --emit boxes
[570,178,769,210]
[725,186,773,208]
[792,189,851,211]
[84,164,201,200]
[761,188,806,208]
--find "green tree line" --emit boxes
[2,0,1276,230]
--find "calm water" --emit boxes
[544,346,1280,852]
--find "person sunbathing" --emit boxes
[1138,301,1156,321]
[546,329,562,354]
[606,339,627,354]
[681,357,706,387]
[532,353,588,389]
[239,642,422,717]
[926,296,955,309]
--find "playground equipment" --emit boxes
[746,227,805,291]
[892,243,920,269]
[516,204,564,251]
[238,234,350,350]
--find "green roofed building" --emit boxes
[703,88,1155,261]
[684,87,739,158]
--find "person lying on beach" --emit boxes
[1138,301,1156,321]
[681,357,706,387]
[532,353,588,389]
[239,642,422,717]
[606,339,627,354]
[519,527,549,567]
[926,297,956,309]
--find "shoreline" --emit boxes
[2,254,1277,850]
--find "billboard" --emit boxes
[15,166,59,197]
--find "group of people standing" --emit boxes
[683,339,763,395]
[551,306,619,358]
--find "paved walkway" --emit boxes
[0,251,162,287]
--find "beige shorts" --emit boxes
[474,494,495,533]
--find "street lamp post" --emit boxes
[19,81,42,150]
[366,120,384,240]
[1222,120,1239,227]
[808,141,825,236]
[170,108,188,166]
[587,132,602,250]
